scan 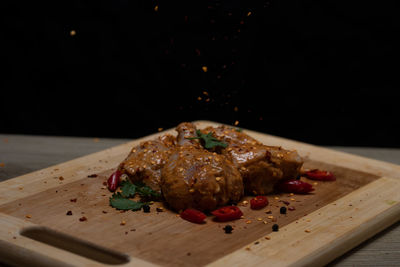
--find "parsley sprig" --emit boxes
[187,130,228,149]
[109,180,160,211]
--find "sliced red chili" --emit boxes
[250,196,268,210]
[304,169,336,181]
[107,170,122,192]
[211,206,243,222]
[276,179,314,194]
[180,208,207,224]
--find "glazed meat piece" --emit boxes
[160,123,243,211]
[161,145,243,212]
[202,126,303,195]
[118,134,176,193]
[175,122,201,148]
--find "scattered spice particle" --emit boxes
[265,210,272,214]
[87,174,98,178]
[25,214,32,219]
[66,211,73,216]
[120,220,126,225]
[265,236,271,240]
[197,96,202,101]
[280,206,287,214]
[70,198,77,202]
[18,187,23,190]
[70,30,76,36]
[102,211,108,214]
[13,236,16,239]
[125,231,128,235]
[245,247,251,251]
[154,5,158,12]
[272,224,279,231]
[263,221,268,224]
[234,120,239,126]
[254,241,259,245]
[79,216,87,222]
[288,206,296,211]
[274,197,279,200]
[305,229,311,233]
[245,220,252,224]
[59,176,64,181]
[187,252,191,256]
[267,215,274,219]
[223,225,233,234]
[247,11,252,16]
[202,66,208,72]
[156,207,164,212]
[290,198,296,201]
[158,128,163,132]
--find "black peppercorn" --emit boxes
[272,224,279,231]
[142,205,150,213]
[280,206,287,214]
[223,225,233,234]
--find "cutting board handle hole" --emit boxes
[20,226,130,265]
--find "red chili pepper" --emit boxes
[250,196,268,210]
[180,208,207,224]
[304,169,336,181]
[276,179,314,194]
[107,170,122,192]
[211,206,243,222]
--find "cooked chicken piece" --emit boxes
[202,126,303,195]
[175,122,202,148]
[161,145,243,212]
[160,123,243,211]
[118,134,176,193]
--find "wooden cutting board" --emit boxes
[0,120,399,267]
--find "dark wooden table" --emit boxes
[0,134,399,266]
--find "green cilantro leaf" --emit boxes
[134,182,161,198]
[120,180,136,198]
[109,192,144,211]
[187,130,228,149]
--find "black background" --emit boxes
[1,0,400,147]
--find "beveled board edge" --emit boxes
[206,177,400,267]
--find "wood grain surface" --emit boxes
[0,121,399,267]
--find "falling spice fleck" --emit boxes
[202,66,208,72]
[197,96,202,101]
[247,11,252,16]
[79,216,87,222]
[0,163,5,167]
[66,211,73,216]
[158,128,163,132]
[154,5,159,12]
[70,30,76,36]
[234,120,239,126]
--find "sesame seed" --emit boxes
[305,229,311,233]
